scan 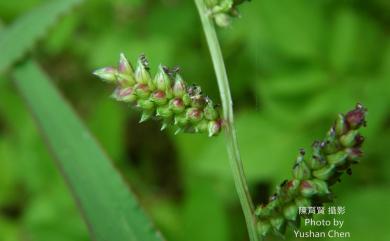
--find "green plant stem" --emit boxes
[194,1,259,241]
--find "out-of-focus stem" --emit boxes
[194,1,259,241]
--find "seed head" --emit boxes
[255,104,367,238]
[94,53,223,136]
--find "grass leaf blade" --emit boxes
[12,60,164,241]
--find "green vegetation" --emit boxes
[0,0,389,241]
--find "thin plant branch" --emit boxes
[194,1,259,240]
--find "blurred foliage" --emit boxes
[0,0,389,241]
[0,0,82,73]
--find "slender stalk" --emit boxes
[194,1,259,241]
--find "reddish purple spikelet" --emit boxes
[118,87,133,97]
[153,90,166,99]
[345,104,367,129]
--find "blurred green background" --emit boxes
[0,0,389,240]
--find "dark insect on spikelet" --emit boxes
[93,53,223,137]
[255,104,367,238]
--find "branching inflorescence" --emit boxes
[93,2,368,240]
[93,53,223,137]
[255,104,367,238]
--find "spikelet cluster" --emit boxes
[205,0,249,27]
[93,53,223,136]
[255,104,367,238]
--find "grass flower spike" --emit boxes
[205,0,250,27]
[93,53,223,137]
[255,104,367,238]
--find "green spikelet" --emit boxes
[254,104,367,238]
[93,53,223,136]
[205,0,249,27]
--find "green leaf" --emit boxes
[338,188,390,241]
[87,96,127,162]
[23,187,89,241]
[328,7,386,74]
[12,60,164,241]
[181,180,229,241]
[230,0,326,60]
[328,8,359,74]
[254,68,334,125]
[0,0,42,21]
[0,0,83,73]
[0,80,89,240]
[192,111,311,184]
